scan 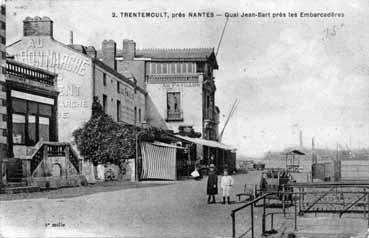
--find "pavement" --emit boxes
[0,171,368,238]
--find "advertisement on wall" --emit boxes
[7,36,93,142]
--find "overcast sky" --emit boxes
[7,0,369,157]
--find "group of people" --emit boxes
[206,164,234,204]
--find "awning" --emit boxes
[174,135,235,151]
[152,141,184,149]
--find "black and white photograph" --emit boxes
[0,0,369,237]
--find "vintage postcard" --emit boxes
[0,0,369,237]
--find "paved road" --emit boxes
[0,172,263,238]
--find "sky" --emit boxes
[6,0,369,157]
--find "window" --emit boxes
[117,82,120,93]
[170,63,175,74]
[39,117,50,141]
[103,73,107,86]
[0,21,5,31]
[134,107,137,125]
[157,63,162,74]
[12,114,25,144]
[197,62,205,73]
[39,104,52,116]
[138,108,141,123]
[12,98,27,113]
[117,100,121,122]
[188,63,193,73]
[167,92,182,121]
[103,94,107,113]
[11,98,54,146]
[151,63,157,74]
[163,63,168,74]
[27,115,36,145]
[176,63,182,74]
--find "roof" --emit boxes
[286,149,305,155]
[134,48,219,69]
[93,59,146,95]
[174,135,234,150]
[97,47,219,68]
[135,48,214,59]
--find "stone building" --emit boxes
[7,17,147,145]
[0,3,6,163]
[97,40,219,141]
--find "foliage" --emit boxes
[73,97,166,165]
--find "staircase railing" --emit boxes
[30,142,81,175]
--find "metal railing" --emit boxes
[231,193,272,238]
[30,142,81,175]
[231,183,369,238]
[166,110,183,121]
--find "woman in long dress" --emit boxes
[207,164,218,204]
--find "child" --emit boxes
[221,169,234,204]
[206,164,218,203]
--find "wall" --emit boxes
[94,65,146,125]
[7,36,93,142]
[146,75,203,133]
[117,60,146,90]
[0,3,6,160]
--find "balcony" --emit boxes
[4,59,57,90]
[146,74,201,84]
[166,110,183,122]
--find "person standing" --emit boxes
[221,169,234,204]
[207,164,218,204]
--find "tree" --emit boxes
[73,97,163,165]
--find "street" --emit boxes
[0,173,263,238]
[1,171,368,238]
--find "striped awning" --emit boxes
[141,142,177,180]
[174,135,235,150]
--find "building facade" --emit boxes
[5,59,58,158]
[7,17,147,144]
[0,3,6,160]
[97,40,219,141]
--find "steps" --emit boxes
[2,185,40,194]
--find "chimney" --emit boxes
[101,39,116,70]
[86,46,97,59]
[122,39,136,61]
[23,16,53,37]
[70,31,73,44]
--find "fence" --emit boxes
[231,182,369,238]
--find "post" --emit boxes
[262,196,266,235]
[231,212,235,238]
[282,185,286,217]
[271,213,274,231]
[299,187,302,213]
[367,190,369,227]
[294,194,297,231]
[251,203,254,238]
[135,132,139,181]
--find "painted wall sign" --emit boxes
[8,37,93,142]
